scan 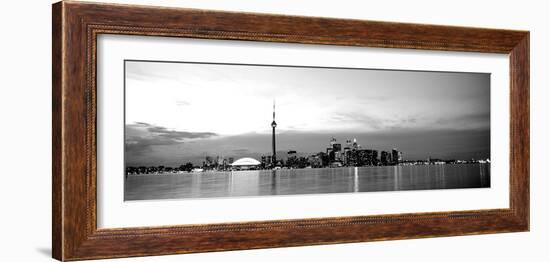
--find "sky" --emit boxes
[124,60,490,166]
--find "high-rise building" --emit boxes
[356,149,368,166]
[343,146,351,165]
[345,150,355,166]
[326,137,343,163]
[381,151,390,166]
[333,143,342,152]
[333,143,342,162]
[398,151,403,163]
[318,152,330,167]
[392,148,402,165]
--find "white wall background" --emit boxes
[0,0,546,261]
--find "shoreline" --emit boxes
[125,163,490,177]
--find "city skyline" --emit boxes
[125,60,490,167]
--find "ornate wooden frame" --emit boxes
[52,1,530,261]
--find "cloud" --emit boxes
[231,148,250,154]
[329,112,418,130]
[434,112,490,130]
[330,112,385,129]
[125,122,217,155]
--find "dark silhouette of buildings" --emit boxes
[380,151,390,165]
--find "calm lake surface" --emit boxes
[124,164,490,201]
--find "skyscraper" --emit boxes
[392,148,402,165]
[381,151,390,166]
[271,100,277,164]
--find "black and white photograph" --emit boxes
[2,0,544,261]
[124,60,491,201]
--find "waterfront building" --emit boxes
[333,143,342,162]
[216,156,225,169]
[231,157,261,170]
[333,143,342,152]
[343,146,351,165]
[371,150,379,165]
[355,149,366,166]
[308,154,323,168]
[326,137,343,164]
[261,155,273,168]
[397,150,403,164]
[286,150,298,168]
[345,149,355,166]
[392,148,402,164]
[381,151,390,166]
[318,152,330,167]
[326,147,334,162]
[204,156,213,168]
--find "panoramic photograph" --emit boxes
[124,60,491,201]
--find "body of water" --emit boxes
[124,163,490,201]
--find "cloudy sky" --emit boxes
[125,60,490,166]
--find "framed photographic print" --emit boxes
[52,1,529,261]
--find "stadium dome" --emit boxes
[231,157,261,166]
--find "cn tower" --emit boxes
[271,100,277,165]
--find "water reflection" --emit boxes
[125,163,491,201]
